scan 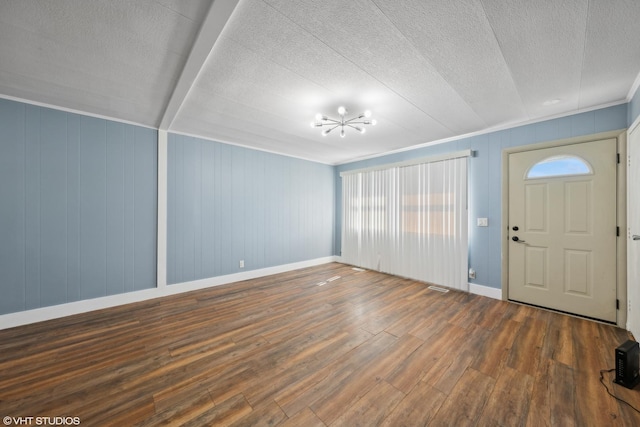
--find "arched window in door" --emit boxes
[525,155,593,179]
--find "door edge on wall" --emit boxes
[626,118,640,337]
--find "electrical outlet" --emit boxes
[468,268,476,279]
[239,260,245,268]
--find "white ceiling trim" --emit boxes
[627,70,640,102]
[168,128,335,165]
[158,0,241,130]
[0,93,157,130]
[1,91,627,168]
[337,98,628,166]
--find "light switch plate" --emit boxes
[477,218,488,227]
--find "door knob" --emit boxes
[512,226,519,231]
[633,235,640,241]
[512,236,526,243]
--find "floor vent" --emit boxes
[428,285,449,293]
[317,276,341,286]
[352,267,366,272]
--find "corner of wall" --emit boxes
[629,83,640,127]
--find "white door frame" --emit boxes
[626,117,640,337]
[501,130,627,327]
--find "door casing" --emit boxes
[627,118,640,337]
[501,130,627,327]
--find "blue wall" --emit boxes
[629,86,640,126]
[335,104,628,289]
[167,134,335,284]
[0,99,157,315]
[0,95,632,316]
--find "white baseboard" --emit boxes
[0,256,339,330]
[334,257,504,300]
[469,282,502,300]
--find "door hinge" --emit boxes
[617,153,620,164]
[617,299,620,310]
[617,226,620,236]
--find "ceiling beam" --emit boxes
[158,0,241,130]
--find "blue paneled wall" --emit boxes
[0,94,632,316]
[167,133,335,284]
[335,104,628,289]
[0,99,157,315]
[629,87,640,126]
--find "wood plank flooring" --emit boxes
[1,263,639,426]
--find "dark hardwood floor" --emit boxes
[1,263,639,426]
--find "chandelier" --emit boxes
[311,106,377,137]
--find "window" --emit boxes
[341,157,468,290]
[526,155,592,179]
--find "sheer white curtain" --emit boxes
[341,155,468,291]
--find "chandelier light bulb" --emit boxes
[360,127,366,134]
[310,121,316,128]
[364,110,372,118]
[315,113,323,121]
[340,128,345,138]
[337,106,346,115]
[371,119,377,126]
[322,129,331,136]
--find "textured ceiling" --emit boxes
[1,0,639,164]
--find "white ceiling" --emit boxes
[1,0,639,164]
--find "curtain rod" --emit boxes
[339,149,473,177]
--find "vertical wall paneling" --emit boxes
[468,135,490,284]
[67,115,82,302]
[157,130,168,289]
[39,108,69,307]
[629,87,640,126]
[133,126,158,290]
[231,146,245,271]
[0,101,26,313]
[486,131,504,288]
[25,105,42,309]
[167,138,176,285]
[0,98,157,315]
[106,122,125,296]
[265,154,281,266]
[571,111,596,136]
[80,117,108,300]
[335,103,628,289]
[200,141,215,278]
[167,134,335,285]
[123,125,136,293]
[218,144,234,275]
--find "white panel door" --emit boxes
[628,124,640,337]
[508,139,618,322]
